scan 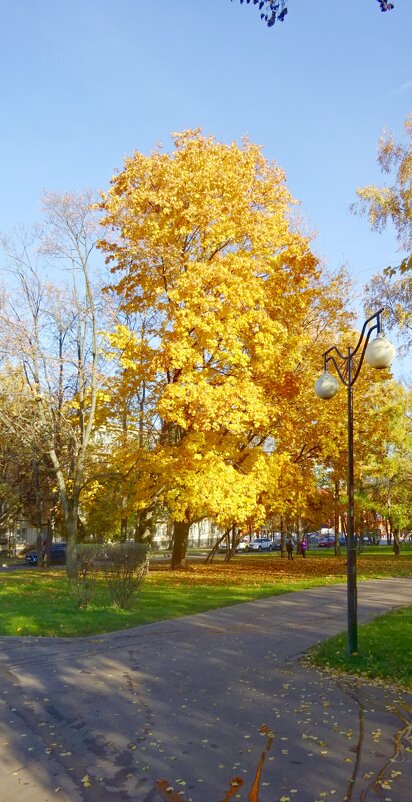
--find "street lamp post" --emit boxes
[314,310,395,655]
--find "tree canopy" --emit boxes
[355,112,411,277]
[354,112,412,353]
[0,132,409,569]
[97,129,402,565]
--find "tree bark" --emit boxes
[120,517,128,542]
[64,501,80,579]
[280,519,287,558]
[334,478,341,556]
[135,504,155,545]
[205,529,228,562]
[224,523,237,562]
[393,530,400,556]
[171,520,191,569]
[296,516,303,556]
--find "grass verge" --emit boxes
[0,552,410,638]
[308,606,412,689]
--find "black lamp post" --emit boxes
[314,310,395,655]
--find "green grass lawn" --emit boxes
[0,567,325,638]
[0,549,410,638]
[308,606,412,688]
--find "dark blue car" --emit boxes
[25,543,67,565]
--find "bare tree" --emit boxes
[0,191,106,577]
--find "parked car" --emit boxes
[316,535,347,548]
[218,539,248,552]
[25,542,67,565]
[236,540,249,552]
[355,534,374,546]
[318,538,334,548]
[247,538,275,551]
[362,531,381,545]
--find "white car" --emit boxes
[236,540,249,551]
[247,538,275,551]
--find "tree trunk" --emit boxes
[334,478,341,556]
[36,529,42,568]
[205,529,229,562]
[42,524,53,568]
[65,504,79,579]
[296,516,303,556]
[135,504,155,545]
[120,516,128,542]
[171,520,190,569]
[280,525,287,559]
[393,530,400,556]
[385,517,392,545]
[224,523,237,562]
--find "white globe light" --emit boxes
[314,372,339,399]
[364,333,396,370]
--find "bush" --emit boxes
[103,542,149,609]
[73,544,102,608]
[76,542,149,610]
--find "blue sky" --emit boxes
[0,0,411,371]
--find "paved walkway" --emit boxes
[0,578,411,802]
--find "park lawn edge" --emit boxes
[305,605,412,690]
[0,553,411,639]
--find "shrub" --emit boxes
[101,542,149,609]
[73,544,102,608]
[75,542,149,610]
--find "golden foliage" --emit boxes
[97,131,353,528]
[147,554,410,588]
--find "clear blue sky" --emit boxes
[1,1,411,358]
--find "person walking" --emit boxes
[301,537,308,558]
[286,537,294,560]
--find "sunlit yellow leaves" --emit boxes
[147,553,407,589]
[97,130,355,534]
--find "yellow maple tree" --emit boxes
[98,130,350,566]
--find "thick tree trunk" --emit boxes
[135,504,155,545]
[42,525,53,568]
[171,520,190,569]
[36,530,42,568]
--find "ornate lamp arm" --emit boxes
[322,309,383,387]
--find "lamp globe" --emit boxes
[314,372,339,400]
[364,333,396,370]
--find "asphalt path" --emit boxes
[0,577,411,802]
